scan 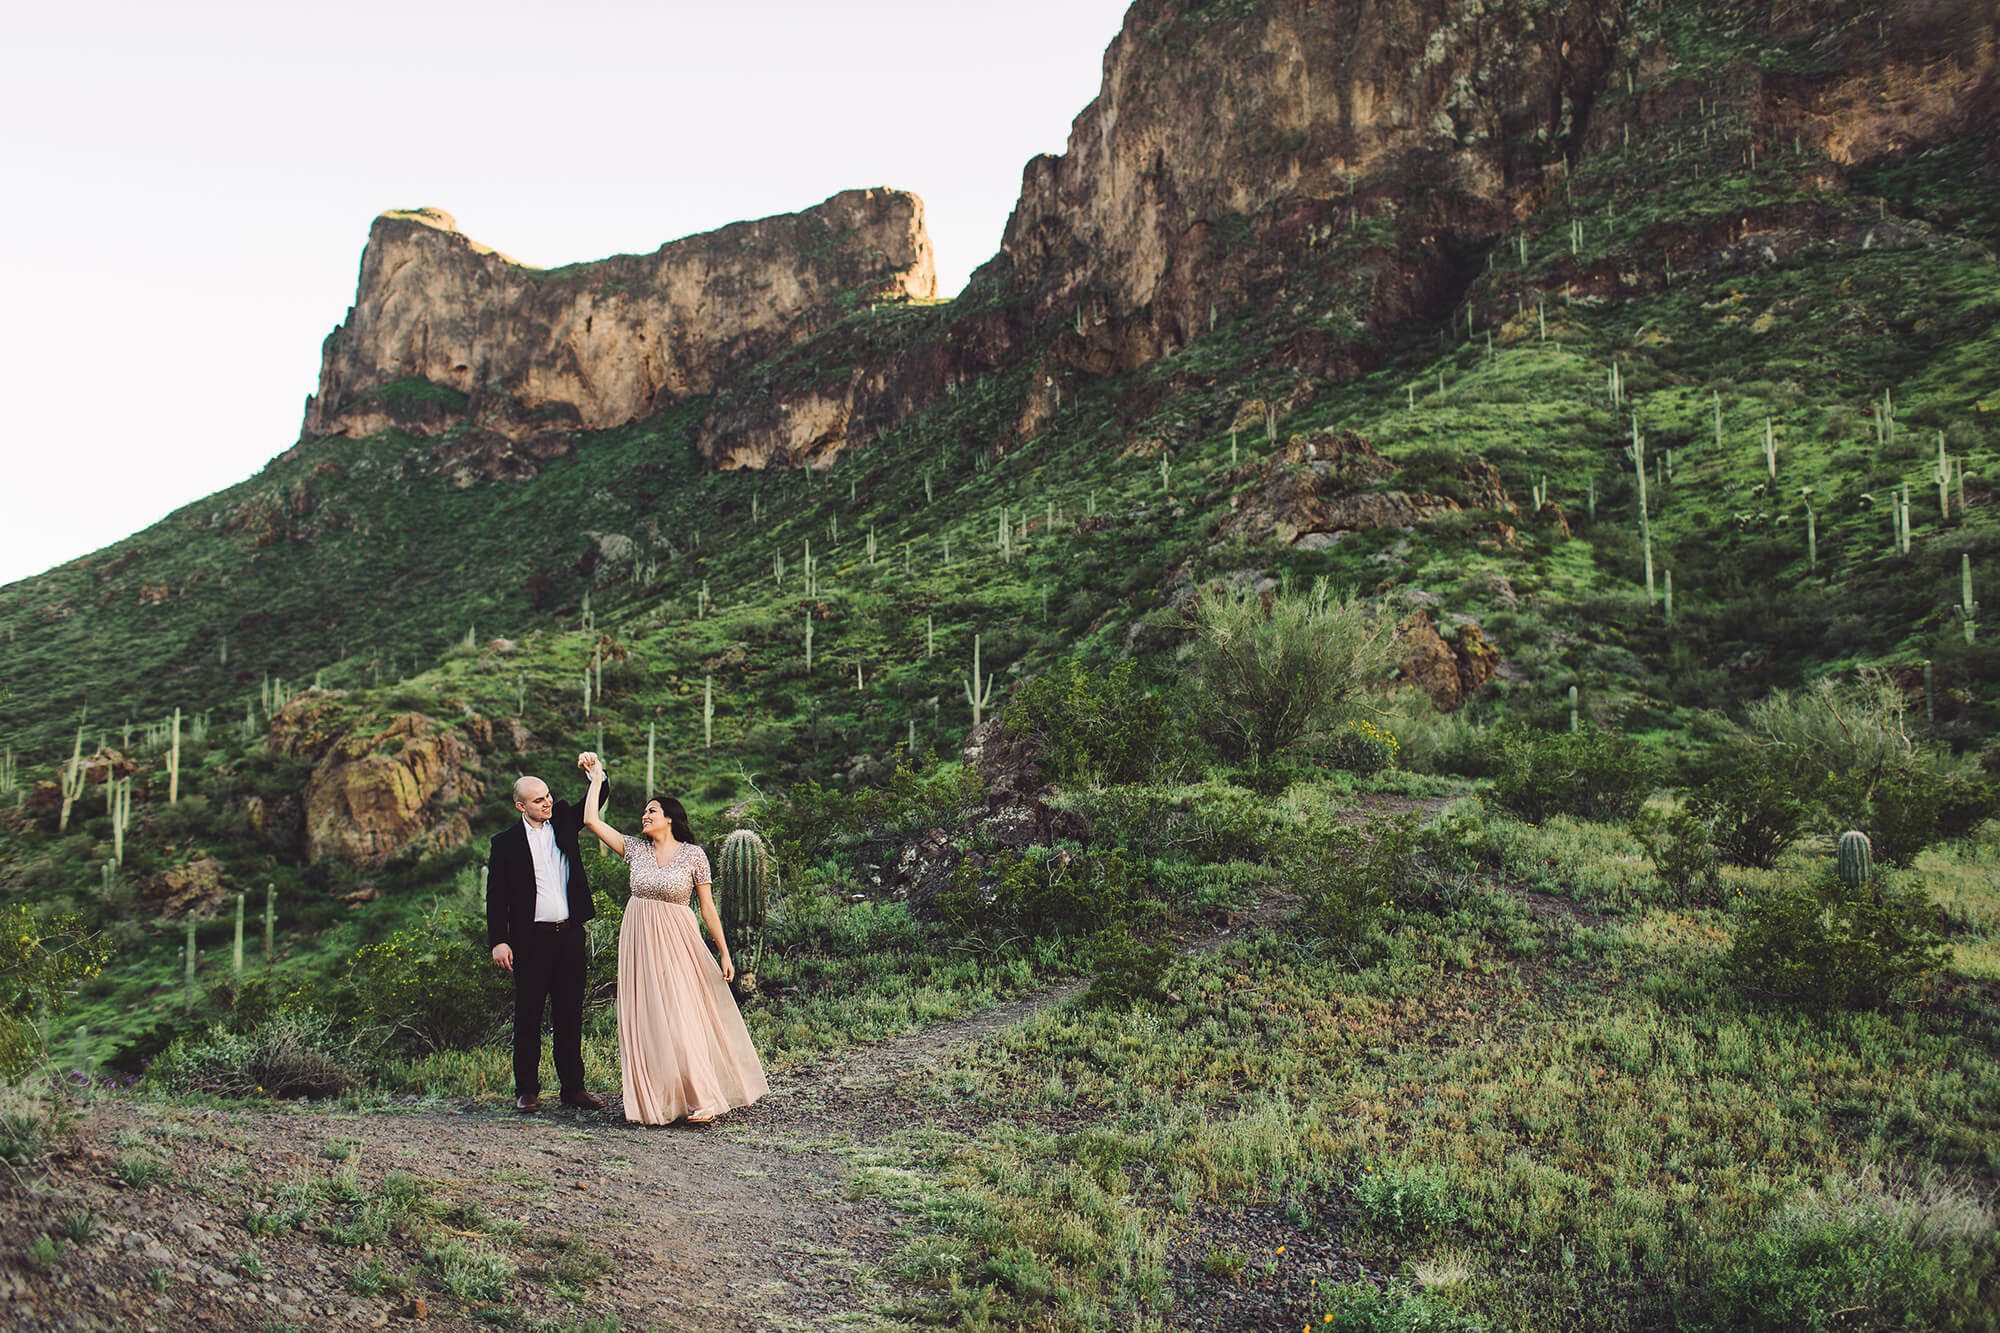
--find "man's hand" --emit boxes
[492,943,514,973]
[576,751,600,772]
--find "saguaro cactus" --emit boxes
[168,707,182,805]
[1628,418,1655,600]
[716,828,772,991]
[1837,831,1873,890]
[963,634,995,728]
[1936,433,1951,518]
[57,715,87,833]
[1961,553,1978,644]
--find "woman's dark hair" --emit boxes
[645,795,694,845]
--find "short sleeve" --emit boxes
[690,845,711,886]
[620,834,643,865]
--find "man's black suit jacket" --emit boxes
[486,788,603,952]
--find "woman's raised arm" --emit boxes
[581,759,624,855]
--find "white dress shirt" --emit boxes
[523,816,570,922]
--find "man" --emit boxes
[486,753,608,1112]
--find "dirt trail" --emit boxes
[0,794,1452,1332]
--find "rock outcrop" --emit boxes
[267,694,485,867]
[1217,431,1516,548]
[302,190,935,446]
[1398,612,1502,711]
[692,0,1999,471]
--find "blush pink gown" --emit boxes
[615,837,769,1124]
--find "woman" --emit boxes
[579,755,768,1124]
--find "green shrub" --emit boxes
[1315,1279,1483,1332]
[0,903,109,1079]
[1729,870,1946,1009]
[1869,766,1997,866]
[1687,753,1816,869]
[1187,577,1398,765]
[1323,717,1401,775]
[1630,805,1724,903]
[1055,781,1278,863]
[1353,1161,1462,1239]
[149,1008,362,1099]
[1489,728,1657,823]
[1747,672,1918,801]
[1683,1171,1997,1331]
[1394,708,1507,778]
[1286,812,1486,951]
[1005,657,1187,784]
[347,875,512,1053]
[0,1082,66,1167]
[1080,922,1177,1006]
[934,846,1155,952]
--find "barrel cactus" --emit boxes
[717,829,773,993]
[1837,830,1873,891]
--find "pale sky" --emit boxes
[0,0,1132,588]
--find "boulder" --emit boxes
[1397,612,1502,711]
[268,696,485,867]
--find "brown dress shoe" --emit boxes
[560,1090,608,1111]
[515,1093,541,1113]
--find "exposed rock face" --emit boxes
[1218,431,1516,547]
[1398,612,1502,711]
[303,190,935,446]
[267,693,485,867]
[985,0,1619,360]
[145,856,229,920]
[692,0,1998,472]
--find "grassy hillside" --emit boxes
[2,1,1998,1327]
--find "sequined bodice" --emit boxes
[624,837,707,905]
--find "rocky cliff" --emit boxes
[693,0,1999,471]
[302,188,935,444]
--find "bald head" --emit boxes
[513,776,554,826]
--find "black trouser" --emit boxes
[512,922,587,1098]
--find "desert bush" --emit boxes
[1388,706,1504,778]
[0,1081,67,1167]
[1323,717,1401,775]
[1055,781,1278,863]
[1746,671,1916,800]
[1868,765,1998,866]
[1187,577,1399,765]
[149,1008,362,1099]
[347,872,512,1053]
[1005,657,1188,785]
[1686,752,1816,868]
[1630,805,1723,902]
[1683,1169,1998,1330]
[0,903,109,1079]
[1729,869,1946,1009]
[1081,922,1177,1007]
[1314,1279,1482,1332]
[1287,811,1488,952]
[933,846,1155,953]
[1352,1161,1462,1239]
[1489,728,1657,823]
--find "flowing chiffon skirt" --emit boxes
[616,896,769,1124]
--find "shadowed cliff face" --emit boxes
[302,188,935,443]
[693,0,1999,471]
[986,0,1622,352]
[294,0,1997,476]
